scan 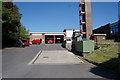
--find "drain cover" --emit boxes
[43,56,49,58]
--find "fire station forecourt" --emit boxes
[2,44,119,79]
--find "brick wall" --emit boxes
[93,24,111,39]
[94,35,114,42]
[94,35,106,42]
[30,35,43,41]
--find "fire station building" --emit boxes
[29,29,80,44]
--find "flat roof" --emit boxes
[74,29,80,32]
[93,34,107,36]
[63,29,80,32]
[63,29,74,32]
[30,32,65,34]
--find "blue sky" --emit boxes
[91,2,118,29]
[14,2,118,32]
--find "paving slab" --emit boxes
[34,50,84,64]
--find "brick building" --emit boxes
[118,1,120,42]
[30,29,80,44]
[93,24,111,39]
[93,21,120,42]
[30,32,65,44]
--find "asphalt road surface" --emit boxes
[2,44,119,79]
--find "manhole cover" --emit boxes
[43,56,49,58]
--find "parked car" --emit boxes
[47,40,53,43]
[20,39,30,46]
[29,41,32,45]
[31,39,41,44]
[13,40,25,47]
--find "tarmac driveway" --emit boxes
[2,44,119,79]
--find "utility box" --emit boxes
[75,40,94,53]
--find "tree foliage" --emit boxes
[2,2,29,47]
[16,25,29,39]
[0,2,2,23]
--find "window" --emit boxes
[67,39,71,41]
[57,38,61,40]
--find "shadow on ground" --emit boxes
[61,44,120,79]
[86,57,119,79]
[87,57,120,79]
[90,66,119,79]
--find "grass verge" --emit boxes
[84,42,120,74]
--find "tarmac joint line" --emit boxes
[28,50,42,65]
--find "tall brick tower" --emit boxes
[79,0,92,39]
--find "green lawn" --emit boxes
[84,42,120,73]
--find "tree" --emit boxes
[2,2,29,47]
[0,1,2,49]
[16,25,29,39]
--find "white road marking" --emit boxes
[28,50,42,65]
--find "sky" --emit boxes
[14,2,118,32]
